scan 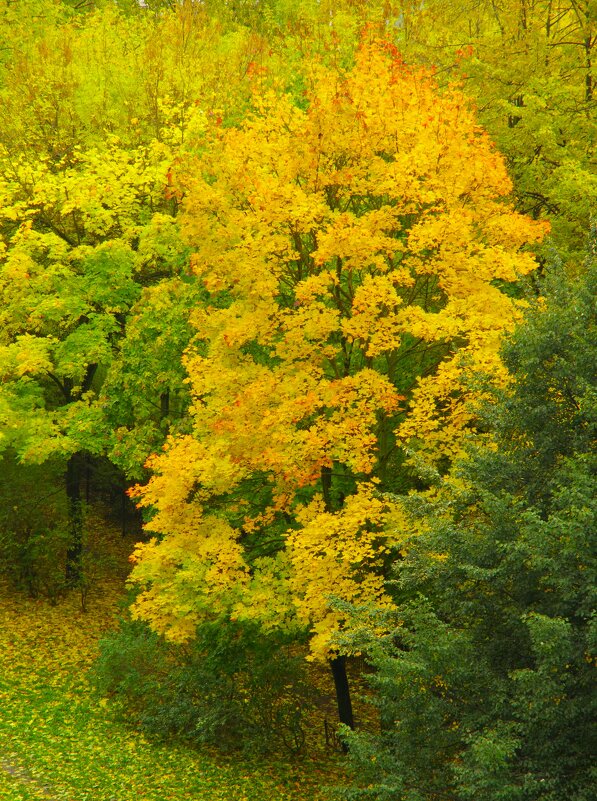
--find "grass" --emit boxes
[0,522,344,801]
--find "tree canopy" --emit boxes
[0,0,593,787]
[128,40,546,663]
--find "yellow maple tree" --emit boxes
[128,39,546,722]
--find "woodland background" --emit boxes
[0,1,594,800]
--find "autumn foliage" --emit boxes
[0,1,594,797]
[129,40,546,660]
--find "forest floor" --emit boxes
[0,513,345,801]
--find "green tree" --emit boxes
[0,3,187,579]
[0,0,269,580]
[341,244,597,799]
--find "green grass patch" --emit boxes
[0,568,341,801]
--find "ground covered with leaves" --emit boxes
[0,525,342,801]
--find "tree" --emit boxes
[341,244,597,799]
[128,39,545,728]
[0,140,176,577]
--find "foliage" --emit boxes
[0,452,68,601]
[101,273,202,480]
[94,615,318,755]
[0,47,187,465]
[376,0,597,264]
[340,249,597,800]
[0,0,265,578]
[0,0,338,498]
[0,0,593,790]
[129,38,545,662]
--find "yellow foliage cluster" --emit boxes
[129,40,546,660]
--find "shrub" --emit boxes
[94,615,317,755]
[0,453,69,602]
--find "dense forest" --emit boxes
[0,1,595,800]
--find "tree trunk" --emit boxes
[330,654,355,752]
[160,390,170,419]
[65,452,83,584]
[321,465,355,750]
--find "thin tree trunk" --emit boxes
[330,654,355,752]
[85,454,91,504]
[160,390,170,419]
[321,465,355,750]
[65,452,83,584]
[54,367,97,584]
